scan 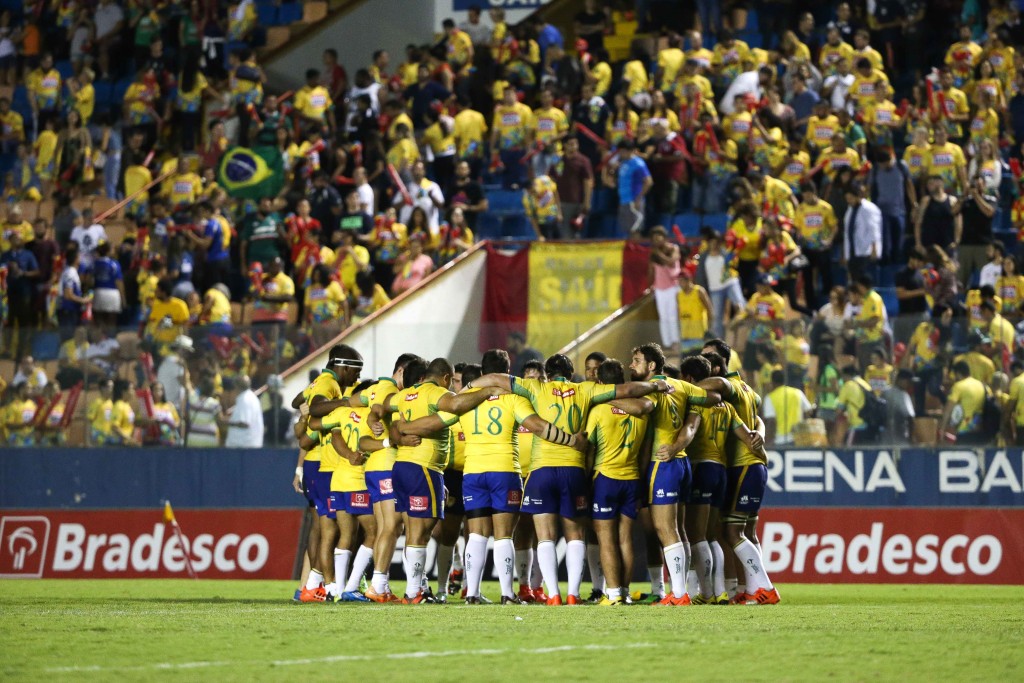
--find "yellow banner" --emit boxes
[528,241,624,355]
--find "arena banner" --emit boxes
[526,241,624,354]
[0,509,301,579]
[760,508,1024,584]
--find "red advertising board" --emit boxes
[760,508,1024,584]
[0,509,302,579]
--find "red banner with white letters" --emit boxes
[759,508,1024,584]
[0,509,301,579]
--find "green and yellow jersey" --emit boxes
[444,389,537,475]
[511,377,615,469]
[322,406,373,492]
[390,381,457,472]
[304,369,342,465]
[586,404,648,480]
[359,377,399,473]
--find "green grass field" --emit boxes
[1,581,1022,682]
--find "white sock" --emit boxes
[464,533,489,598]
[453,536,465,571]
[305,569,324,590]
[324,581,338,597]
[404,545,427,598]
[692,541,713,599]
[734,539,772,592]
[725,577,738,598]
[663,542,687,599]
[710,541,726,597]
[494,538,516,598]
[345,545,374,592]
[605,586,621,599]
[684,542,692,589]
[530,550,543,590]
[754,541,762,556]
[515,548,533,587]
[586,543,604,593]
[537,540,560,599]
[686,569,700,598]
[333,549,352,595]
[371,570,389,594]
[566,540,586,598]
[436,543,455,595]
[648,564,664,597]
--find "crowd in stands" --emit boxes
[2,0,1024,448]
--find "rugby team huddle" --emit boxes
[290,338,781,607]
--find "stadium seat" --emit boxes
[0,152,14,177]
[591,187,612,213]
[93,80,114,114]
[31,331,60,361]
[703,212,730,233]
[256,3,278,26]
[112,77,133,108]
[878,287,899,317]
[277,2,302,24]
[674,213,701,238]
[487,190,524,213]
[739,31,763,49]
[746,8,760,31]
[475,213,502,240]
[878,264,896,287]
[501,214,534,240]
[55,60,73,80]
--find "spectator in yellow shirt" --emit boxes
[294,68,335,136]
[442,19,474,72]
[941,360,988,445]
[846,274,886,368]
[4,381,37,446]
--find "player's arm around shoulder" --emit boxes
[437,385,498,415]
[608,396,655,416]
[657,410,701,462]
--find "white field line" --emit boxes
[46,643,656,673]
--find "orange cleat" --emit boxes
[401,591,426,605]
[657,594,691,606]
[364,587,401,603]
[729,592,751,605]
[517,586,537,603]
[532,587,549,602]
[566,594,582,605]
[746,587,781,605]
[299,585,328,603]
[546,594,563,606]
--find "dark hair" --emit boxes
[771,369,786,386]
[394,353,424,373]
[508,330,526,344]
[702,338,732,361]
[701,351,727,376]
[618,139,636,151]
[662,364,681,379]
[981,300,997,313]
[544,354,574,380]
[113,379,132,402]
[952,360,971,377]
[460,363,483,385]
[857,273,874,290]
[679,355,712,382]
[403,358,429,386]
[597,359,626,384]
[841,365,859,377]
[156,277,174,295]
[352,379,375,395]
[585,351,608,365]
[980,284,996,299]
[481,348,511,374]
[324,48,338,59]
[306,68,320,81]
[632,343,665,374]
[427,357,455,379]
[522,359,545,378]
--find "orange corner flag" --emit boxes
[163,501,176,525]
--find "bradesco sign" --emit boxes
[0,509,301,579]
[760,508,1024,584]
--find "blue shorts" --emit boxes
[444,469,466,515]
[365,470,395,504]
[522,467,589,519]
[645,457,691,506]
[304,461,335,519]
[463,471,524,514]
[688,461,727,507]
[723,464,767,515]
[591,474,640,520]
[328,490,374,516]
[392,462,445,519]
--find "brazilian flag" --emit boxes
[217,146,285,199]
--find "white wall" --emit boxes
[264,0,552,89]
[281,247,488,400]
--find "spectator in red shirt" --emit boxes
[552,136,594,238]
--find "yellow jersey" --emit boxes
[805,114,840,149]
[304,369,343,465]
[453,108,488,157]
[511,377,616,469]
[778,334,810,367]
[819,41,854,76]
[448,424,466,472]
[147,297,190,345]
[605,110,639,146]
[623,59,649,96]
[908,321,939,369]
[948,377,987,434]
[1009,374,1024,426]
[837,377,870,430]
[687,402,743,466]
[75,83,95,123]
[794,199,837,250]
[712,40,750,81]
[387,112,414,142]
[111,400,135,440]
[969,107,999,145]
[423,120,456,158]
[322,406,373,491]
[953,351,995,386]
[656,48,685,89]
[724,371,762,465]
[779,150,811,190]
[392,381,457,472]
[591,61,613,97]
[359,378,400,472]
[6,398,37,440]
[492,102,533,150]
[531,106,569,151]
[818,146,861,180]
[449,390,537,475]
[294,85,333,122]
[731,217,763,261]
[677,286,708,340]
[647,375,710,459]
[88,397,114,438]
[857,289,886,342]
[763,385,807,441]
[586,404,648,480]
[997,275,1024,315]
[903,143,931,180]
[865,363,893,395]
[926,142,966,192]
[849,69,890,110]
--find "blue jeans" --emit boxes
[882,213,905,264]
[692,173,732,215]
[709,281,746,338]
[697,0,720,33]
[499,149,527,188]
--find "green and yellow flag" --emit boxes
[217,146,284,199]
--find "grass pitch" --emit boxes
[1,581,1022,682]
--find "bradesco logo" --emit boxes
[52,523,270,575]
[758,508,1024,584]
[0,516,51,578]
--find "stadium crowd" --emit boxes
[2,0,1024,449]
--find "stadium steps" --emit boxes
[256,0,367,65]
[270,241,491,401]
[557,291,658,370]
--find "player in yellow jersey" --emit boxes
[471,353,672,605]
[513,359,546,601]
[382,358,499,604]
[660,355,763,605]
[399,351,585,604]
[290,344,363,602]
[628,344,723,606]
[353,353,422,603]
[587,359,655,606]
